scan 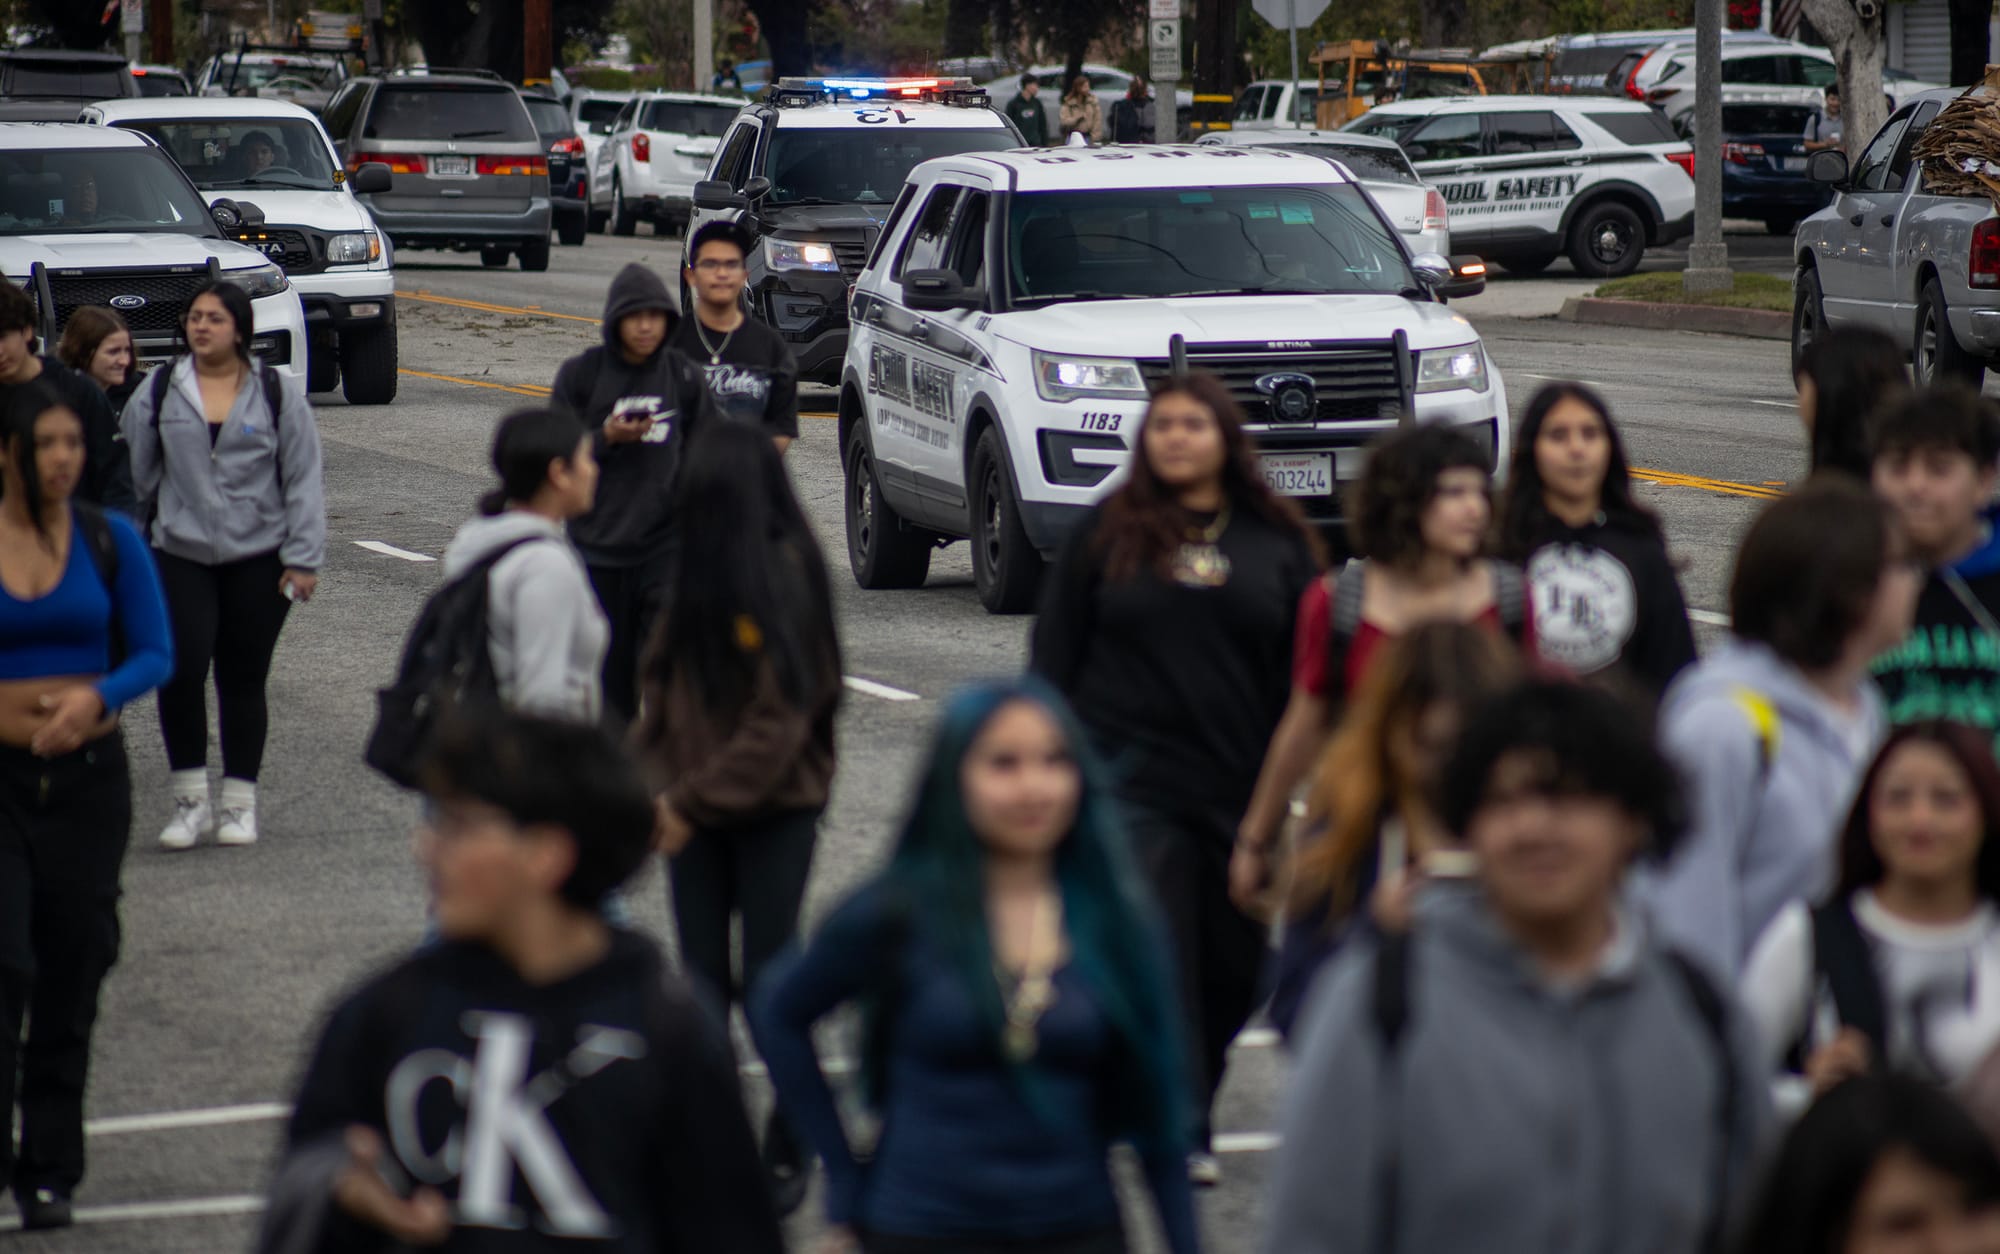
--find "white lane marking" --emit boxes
[1689,609,1731,628]
[1214,1131,1281,1154]
[1745,399,1796,408]
[354,540,437,563]
[1516,371,1607,388]
[844,675,922,702]
[0,1194,265,1231]
[86,1102,290,1136]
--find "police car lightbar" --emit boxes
[772,76,989,107]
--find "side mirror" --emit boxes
[742,175,773,201]
[1437,254,1487,300]
[349,161,392,194]
[902,267,983,312]
[1409,251,1453,289]
[1404,143,1429,161]
[1808,148,1849,186]
[211,198,265,229]
[693,179,747,211]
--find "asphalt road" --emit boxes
[0,223,1813,1251]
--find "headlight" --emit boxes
[765,239,839,272]
[325,231,380,264]
[1033,352,1148,403]
[221,262,288,299]
[1415,342,1488,394]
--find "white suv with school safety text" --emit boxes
[839,144,1509,613]
[1346,95,1694,277]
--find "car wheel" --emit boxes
[969,428,1044,615]
[1495,252,1559,276]
[518,238,552,272]
[338,320,399,406]
[557,210,587,247]
[480,245,510,268]
[589,209,608,234]
[844,423,932,589]
[1791,265,1827,375]
[1916,278,1987,390]
[305,340,339,394]
[611,175,637,237]
[1764,215,1800,236]
[1566,200,1647,278]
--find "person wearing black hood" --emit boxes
[550,262,717,724]
[0,283,131,515]
[1497,381,1695,698]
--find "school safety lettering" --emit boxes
[1436,173,1582,219]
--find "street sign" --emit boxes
[1151,47,1181,79]
[1249,0,1328,29]
[1150,18,1179,49]
[1148,0,1178,19]
[1149,18,1180,80]
[120,0,144,33]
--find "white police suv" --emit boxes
[1345,95,1695,277]
[839,143,1508,613]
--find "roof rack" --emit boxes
[770,76,989,108]
[390,66,507,82]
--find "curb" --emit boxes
[1558,297,1791,341]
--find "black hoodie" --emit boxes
[1521,512,1697,698]
[37,354,134,515]
[259,931,785,1254]
[551,265,718,569]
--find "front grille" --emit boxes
[44,267,212,335]
[1138,341,1408,423]
[832,241,868,280]
[230,228,315,274]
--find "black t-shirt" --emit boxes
[668,314,800,441]
[1874,560,2000,754]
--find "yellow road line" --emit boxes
[1632,467,1785,501]
[398,367,552,397]
[405,290,600,325]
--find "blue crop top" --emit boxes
[0,507,173,711]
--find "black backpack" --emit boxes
[1326,559,1527,704]
[364,537,540,788]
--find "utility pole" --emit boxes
[150,0,172,64]
[524,0,553,85]
[1683,0,1732,293]
[694,0,714,95]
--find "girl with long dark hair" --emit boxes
[633,419,841,1212]
[1031,370,1319,1182]
[0,382,171,1229]
[751,679,1198,1254]
[1796,326,1909,480]
[1741,721,2000,1112]
[1263,621,1520,1043]
[1497,381,1695,697]
[123,279,324,851]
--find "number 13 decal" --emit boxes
[855,109,915,124]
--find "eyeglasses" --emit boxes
[693,258,745,274]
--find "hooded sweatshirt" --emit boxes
[1872,506,2000,752]
[441,512,608,723]
[1647,639,1885,980]
[1522,512,1697,699]
[258,931,785,1254]
[37,354,134,515]
[550,264,717,569]
[1265,887,1768,1254]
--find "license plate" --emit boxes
[1782,155,1807,172]
[1261,453,1333,497]
[432,155,472,176]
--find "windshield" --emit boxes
[766,126,1016,205]
[1272,142,1416,183]
[638,100,736,136]
[364,86,536,142]
[1318,62,1387,97]
[1343,112,1424,141]
[117,118,340,191]
[1006,184,1411,304]
[577,98,624,132]
[0,146,216,236]
[132,72,189,97]
[4,63,128,98]
[213,59,341,91]
[522,97,573,137]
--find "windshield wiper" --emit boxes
[770,196,845,208]
[449,129,506,139]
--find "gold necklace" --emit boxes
[1171,506,1232,588]
[996,890,1062,1063]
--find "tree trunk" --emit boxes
[1419,0,1468,48]
[1951,0,1994,86]
[944,0,986,57]
[1800,0,1886,159]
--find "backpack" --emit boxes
[150,360,288,478]
[1368,932,1738,1254]
[1730,686,1782,780]
[1326,559,1527,702]
[363,537,540,789]
[1789,898,1890,1066]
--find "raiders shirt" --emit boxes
[668,314,800,441]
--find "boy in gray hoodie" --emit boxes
[1268,680,1769,1254]
[1649,479,1917,981]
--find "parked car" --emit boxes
[1673,99,1830,235]
[568,86,631,184]
[196,48,349,114]
[319,69,553,271]
[1639,40,1940,122]
[589,90,740,236]
[0,49,137,121]
[1230,80,1321,130]
[1195,127,1454,259]
[520,89,589,246]
[129,64,192,97]
[82,96,400,403]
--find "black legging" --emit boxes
[153,549,291,780]
[667,808,820,1011]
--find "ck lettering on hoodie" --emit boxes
[611,395,675,445]
[384,1012,647,1235]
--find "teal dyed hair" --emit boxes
[862,676,1191,1154]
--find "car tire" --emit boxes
[480,245,510,268]
[1764,215,1800,236]
[518,238,552,272]
[611,175,637,237]
[557,210,587,247]
[970,428,1044,615]
[1791,265,1827,375]
[1916,278,1987,390]
[1566,200,1647,278]
[844,424,932,590]
[338,321,398,406]
[589,209,608,234]
[305,340,339,394]
[1495,252,1558,276]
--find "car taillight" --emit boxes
[1666,150,1695,179]
[1723,141,1766,165]
[356,153,425,174]
[1624,59,1649,99]
[632,132,651,162]
[475,156,548,176]
[551,135,585,155]
[1423,187,1447,234]
[1972,219,2000,288]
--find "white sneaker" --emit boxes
[215,805,258,846]
[1187,1152,1222,1187]
[158,796,210,850]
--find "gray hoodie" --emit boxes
[441,512,607,724]
[1646,639,1884,980]
[1266,887,1768,1254]
[122,357,326,570]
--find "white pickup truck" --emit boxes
[1793,86,2000,388]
